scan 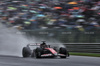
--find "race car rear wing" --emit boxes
[26,43,64,47]
[27,43,40,47]
[27,43,51,48]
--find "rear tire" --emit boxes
[22,47,31,58]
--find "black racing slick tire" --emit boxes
[59,47,69,58]
[35,48,42,58]
[22,47,31,58]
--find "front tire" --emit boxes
[35,48,43,58]
[59,47,69,58]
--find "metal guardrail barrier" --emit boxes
[64,43,100,53]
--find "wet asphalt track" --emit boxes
[0,55,100,66]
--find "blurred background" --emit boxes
[0,0,100,55]
[0,0,100,43]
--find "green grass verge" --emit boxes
[69,52,100,57]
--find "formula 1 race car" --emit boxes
[22,41,69,58]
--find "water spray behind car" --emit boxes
[0,23,65,57]
[0,23,34,57]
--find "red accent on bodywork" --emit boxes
[45,48,57,54]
